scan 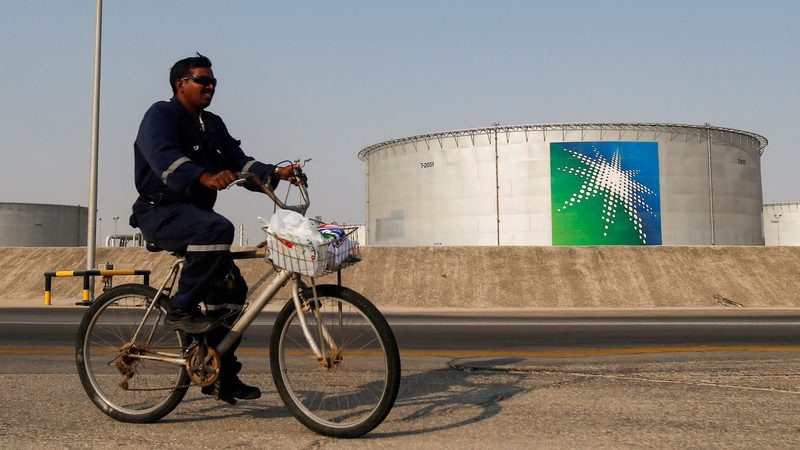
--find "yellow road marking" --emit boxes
[0,348,74,354]
[3,346,800,357]
[399,346,800,357]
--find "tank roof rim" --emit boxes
[0,202,87,208]
[764,202,800,207]
[358,122,768,160]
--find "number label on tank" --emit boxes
[420,161,435,169]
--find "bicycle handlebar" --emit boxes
[228,159,311,215]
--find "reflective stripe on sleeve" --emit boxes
[241,160,256,174]
[186,244,231,252]
[161,156,192,184]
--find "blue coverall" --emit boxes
[130,96,276,315]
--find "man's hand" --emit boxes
[275,164,304,186]
[199,170,237,190]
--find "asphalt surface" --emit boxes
[1,307,799,448]
[3,307,800,352]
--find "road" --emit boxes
[1,308,799,448]
[4,307,800,351]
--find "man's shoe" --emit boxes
[226,376,262,400]
[164,309,220,334]
[201,376,261,405]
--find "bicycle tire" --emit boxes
[270,285,401,438]
[75,283,190,423]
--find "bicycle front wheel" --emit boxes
[270,285,401,438]
[75,284,190,423]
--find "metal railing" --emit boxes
[43,268,150,306]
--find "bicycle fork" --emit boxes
[289,277,339,365]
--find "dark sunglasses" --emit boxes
[181,75,217,87]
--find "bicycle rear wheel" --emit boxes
[75,284,189,423]
[270,285,401,438]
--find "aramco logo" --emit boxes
[550,142,662,245]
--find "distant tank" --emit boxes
[0,203,88,247]
[359,123,767,246]
[763,202,800,246]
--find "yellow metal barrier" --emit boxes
[43,269,150,306]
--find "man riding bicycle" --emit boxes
[130,53,296,404]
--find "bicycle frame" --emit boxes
[127,251,336,368]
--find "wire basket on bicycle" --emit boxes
[264,222,360,277]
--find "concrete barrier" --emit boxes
[2,246,800,308]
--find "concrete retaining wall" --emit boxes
[4,246,800,308]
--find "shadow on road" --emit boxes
[157,358,531,436]
[159,394,293,423]
[369,358,528,438]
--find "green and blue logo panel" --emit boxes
[550,142,661,245]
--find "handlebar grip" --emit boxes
[294,169,308,187]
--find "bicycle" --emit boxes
[75,162,401,438]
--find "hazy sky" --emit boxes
[2,1,798,244]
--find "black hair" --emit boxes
[169,52,212,94]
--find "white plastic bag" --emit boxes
[264,210,328,276]
[268,210,326,246]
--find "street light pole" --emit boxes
[86,0,103,271]
[113,216,119,244]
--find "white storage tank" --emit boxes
[763,203,800,246]
[0,203,88,247]
[359,123,767,246]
